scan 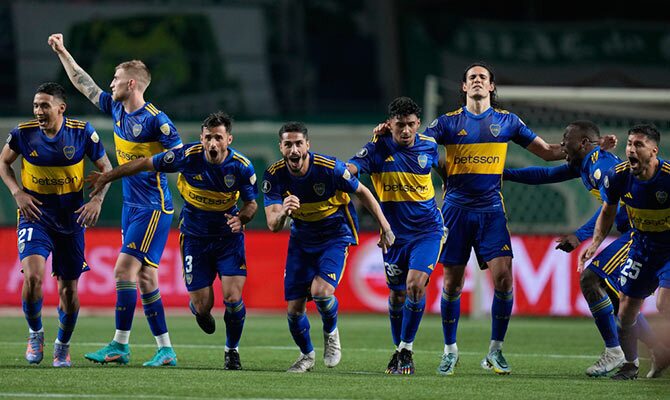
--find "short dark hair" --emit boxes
[36,82,66,102]
[202,111,233,133]
[460,62,498,108]
[628,124,661,144]
[388,97,421,119]
[568,120,601,140]
[278,121,308,140]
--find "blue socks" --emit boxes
[115,281,137,331]
[22,298,43,332]
[313,295,339,334]
[589,295,619,347]
[388,298,404,346]
[401,296,426,344]
[491,290,513,341]
[287,312,314,354]
[224,300,246,349]
[441,289,461,345]
[56,307,79,344]
[141,289,168,336]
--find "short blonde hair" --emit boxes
[116,60,151,90]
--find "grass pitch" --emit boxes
[0,313,667,399]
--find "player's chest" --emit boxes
[183,164,240,193]
[26,135,84,164]
[116,115,157,141]
[376,148,433,175]
[281,175,335,202]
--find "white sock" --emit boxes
[113,330,130,345]
[29,328,44,334]
[398,341,413,351]
[54,338,69,346]
[606,346,623,354]
[489,340,503,352]
[626,358,639,367]
[225,346,239,352]
[445,343,458,355]
[155,333,172,348]
[304,350,316,358]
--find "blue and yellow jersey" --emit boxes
[424,106,537,210]
[7,117,106,234]
[152,143,257,237]
[348,132,443,242]
[262,153,360,246]
[99,91,182,212]
[602,158,670,248]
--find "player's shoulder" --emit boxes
[16,119,40,132]
[183,142,204,157]
[266,158,286,175]
[660,159,670,175]
[230,148,252,168]
[417,133,437,144]
[492,107,511,115]
[143,102,163,118]
[313,153,337,170]
[444,107,464,118]
[63,117,91,133]
[613,160,630,175]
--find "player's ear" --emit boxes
[59,101,66,114]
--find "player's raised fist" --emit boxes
[47,33,65,53]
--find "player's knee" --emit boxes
[406,281,426,300]
[58,284,77,301]
[389,290,405,305]
[223,292,242,304]
[492,273,513,292]
[579,269,602,299]
[23,274,42,291]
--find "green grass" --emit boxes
[0,313,667,399]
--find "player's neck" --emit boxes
[42,116,64,137]
[465,98,491,115]
[122,93,146,114]
[289,153,311,177]
[638,158,660,181]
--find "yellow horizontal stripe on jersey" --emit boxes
[114,133,165,165]
[445,142,507,176]
[291,190,350,222]
[625,205,670,232]
[177,174,239,211]
[371,171,434,202]
[21,158,84,195]
[589,188,602,202]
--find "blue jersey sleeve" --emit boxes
[575,206,601,242]
[153,112,182,149]
[423,115,449,144]
[334,160,360,193]
[239,163,259,202]
[503,164,579,184]
[601,168,622,206]
[98,91,114,115]
[7,128,22,154]
[152,147,187,173]
[348,139,377,175]
[84,123,106,162]
[262,169,283,206]
[509,113,537,148]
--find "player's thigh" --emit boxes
[487,256,513,291]
[618,295,645,325]
[221,276,246,304]
[383,241,410,291]
[181,234,218,293]
[407,233,443,278]
[586,232,632,293]
[619,246,660,300]
[17,220,51,274]
[214,233,248,303]
[312,240,350,295]
[121,206,172,268]
[439,205,476,265]
[51,230,89,281]
[284,239,316,301]
[474,211,513,263]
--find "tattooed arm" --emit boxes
[48,33,102,108]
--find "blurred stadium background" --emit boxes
[0,1,669,316]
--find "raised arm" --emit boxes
[48,33,103,107]
[0,144,42,222]
[353,183,395,253]
[86,157,154,197]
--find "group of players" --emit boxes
[1,33,668,380]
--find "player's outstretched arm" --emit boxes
[525,137,564,161]
[0,144,42,222]
[76,154,113,227]
[47,33,103,107]
[225,200,258,233]
[86,157,154,197]
[265,195,300,232]
[578,201,617,272]
[353,184,394,253]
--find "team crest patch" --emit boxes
[160,123,170,135]
[603,176,609,188]
[185,273,193,285]
[132,124,143,137]
[249,174,257,185]
[90,131,100,143]
[261,180,271,194]
[313,183,326,196]
[18,241,25,253]
[489,124,502,137]
[164,151,175,164]
[656,191,668,204]
[63,146,75,160]
[356,148,368,158]
[593,168,601,180]
[417,154,428,169]
[428,118,438,128]
[342,169,352,180]
[224,174,236,188]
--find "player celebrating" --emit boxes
[263,122,395,373]
[504,121,663,377]
[48,33,183,366]
[87,111,257,370]
[580,124,670,380]
[424,62,567,375]
[347,97,444,375]
[0,82,112,367]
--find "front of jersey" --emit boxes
[152,143,258,237]
[424,106,537,210]
[262,153,360,246]
[99,91,182,213]
[602,159,670,249]
[348,132,443,242]
[8,118,106,234]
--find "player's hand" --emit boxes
[225,213,243,233]
[13,190,43,222]
[85,171,108,198]
[578,243,599,273]
[373,122,391,136]
[555,234,580,253]
[599,134,618,151]
[75,197,102,227]
[377,228,395,254]
[282,195,300,216]
[47,33,66,54]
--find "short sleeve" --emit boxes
[98,91,114,115]
[6,128,21,154]
[238,162,258,202]
[333,160,360,193]
[152,147,186,173]
[347,139,378,175]
[510,113,537,148]
[422,115,448,144]
[84,122,106,162]
[154,113,182,149]
[600,168,622,206]
[262,169,283,206]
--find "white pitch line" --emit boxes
[0,395,353,400]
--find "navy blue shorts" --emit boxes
[619,241,670,299]
[121,206,172,267]
[384,232,444,290]
[586,231,633,293]
[180,233,247,292]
